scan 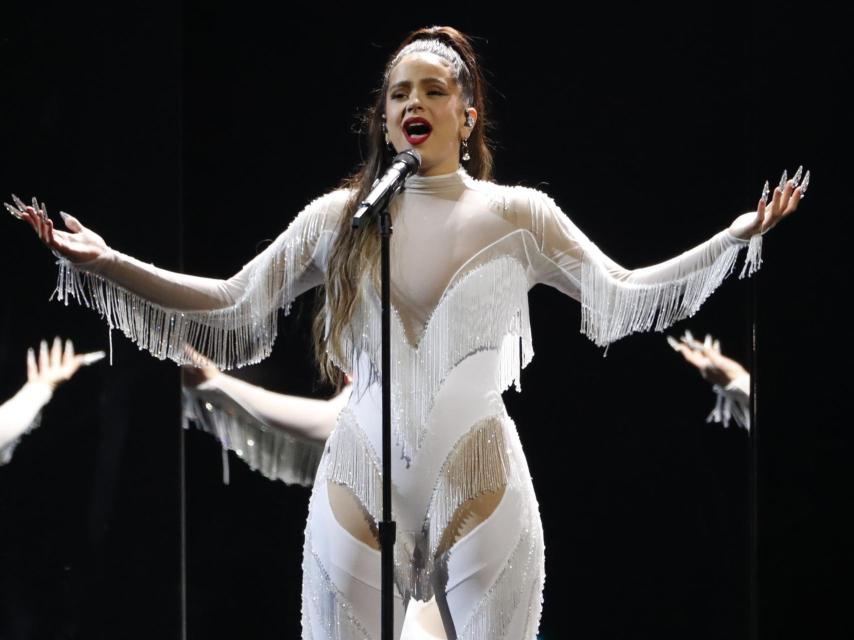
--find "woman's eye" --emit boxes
[390,90,443,99]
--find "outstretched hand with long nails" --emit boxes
[5,195,108,263]
[728,165,810,240]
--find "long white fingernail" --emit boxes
[31,197,43,220]
[760,180,770,204]
[800,170,810,194]
[778,170,787,192]
[81,351,106,365]
[792,165,803,187]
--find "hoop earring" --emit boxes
[461,138,471,162]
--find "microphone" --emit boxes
[352,149,421,228]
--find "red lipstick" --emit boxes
[402,116,432,145]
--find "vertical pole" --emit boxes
[379,206,396,640]
[748,262,759,640]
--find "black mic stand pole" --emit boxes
[352,176,402,640]
[378,197,396,640]
[748,248,760,640]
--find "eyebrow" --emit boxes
[388,77,449,91]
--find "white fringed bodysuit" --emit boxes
[53,166,760,638]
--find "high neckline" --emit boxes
[403,166,470,195]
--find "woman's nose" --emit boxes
[406,94,423,112]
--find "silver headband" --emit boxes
[387,38,472,103]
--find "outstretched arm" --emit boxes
[6,190,350,368]
[180,348,351,486]
[0,338,103,464]
[181,349,350,443]
[521,167,807,347]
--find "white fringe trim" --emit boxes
[324,407,383,521]
[740,234,763,279]
[457,527,540,639]
[302,531,373,640]
[707,386,751,431]
[581,234,762,348]
[425,415,511,558]
[182,388,323,486]
[330,256,534,462]
[52,192,336,370]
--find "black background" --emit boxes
[1,1,849,638]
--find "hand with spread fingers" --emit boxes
[666,330,747,387]
[4,195,108,263]
[27,337,106,391]
[728,165,810,240]
[1,338,105,460]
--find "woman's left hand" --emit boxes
[180,345,221,388]
[728,166,809,240]
[27,337,105,390]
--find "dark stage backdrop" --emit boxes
[1,1,848,639]
[0,2,184,639]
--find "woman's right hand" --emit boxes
[5,195,108,264]
[667,331,748,387]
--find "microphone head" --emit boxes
[394,149,421,173]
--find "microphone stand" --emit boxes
[378,199,396,640]
[748,248,759,640]
[352,162,411,640]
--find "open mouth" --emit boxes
[403,118,432,145]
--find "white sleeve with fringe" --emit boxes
[52,188,350,369]
[707,372,751,430]
[520,188,762,347]
[0,381,53,465]
[182,375,350,486]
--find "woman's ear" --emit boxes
[464,107,478,129]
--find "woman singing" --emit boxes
[7,25,805,640]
